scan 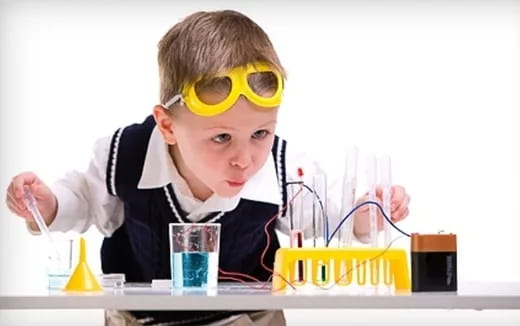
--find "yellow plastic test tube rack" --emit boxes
[272,247,411,291]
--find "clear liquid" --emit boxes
[47,263,71,290]
[47,272,71,289]
[171,251,218,288]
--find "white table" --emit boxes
[1,281,519,310]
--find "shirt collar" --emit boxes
[137,126,282,209]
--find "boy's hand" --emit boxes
[353,185,410,236]
[5,172,58,227]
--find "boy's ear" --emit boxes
[153,105,177,145]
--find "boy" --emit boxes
[5,10,410,326]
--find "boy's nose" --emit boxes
[229,146,252,169]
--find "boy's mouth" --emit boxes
[226,179,245,187]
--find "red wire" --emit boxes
[218,275,274,290]
[218,269,263,283]
[217,185,304,291]
[259,187,303,274]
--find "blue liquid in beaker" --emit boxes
[172,252,217,288]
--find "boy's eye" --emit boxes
[252,129,269,139]
[212,133,231,143]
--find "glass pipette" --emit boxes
[23,186,62,261]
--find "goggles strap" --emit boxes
[162,94,184,110]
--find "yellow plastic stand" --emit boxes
[64,237,102,292]
[273,247,410,291]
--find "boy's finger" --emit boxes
[11,172,38,198]
[30,183,42,197]
[391,188,410,210]
[6,191,26,212]
[397,195,411,213]
[375,186,395,203]
[355,204,369,213]
[393,207,410,222]
[394,194,410,212]
[6,200,31,220]
[391,199,410,221]
[6,199,21,214]
[6,181,18,199]
[390,186,406,201]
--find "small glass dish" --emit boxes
[99,273,126,289]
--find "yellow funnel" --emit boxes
[64,237,102,291]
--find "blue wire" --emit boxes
[326,200,410,246]
[283,182,410,247]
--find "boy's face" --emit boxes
[154,97,278,200]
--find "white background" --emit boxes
[1,0,519,324]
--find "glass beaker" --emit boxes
[46,238,74,289]
[169,223,220,289]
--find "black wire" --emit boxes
[327,200,410,246]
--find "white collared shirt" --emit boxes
[47,126,345,241]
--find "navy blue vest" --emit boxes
[101,115,288,325]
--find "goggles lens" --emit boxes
[246,71,280,98]
[193,70,280,106]
[194,77,232,106]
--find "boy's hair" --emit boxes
[157,10,285,106]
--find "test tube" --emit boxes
[297,174,304,232]
[312,171,327,248]
[312,182,317,248]
[289,171,305,282]
[288,183,295,232]
[338,146,358,247]
[312,171,328,283]
[366,154,378,248]
[380,155,392,247]
[289,172,305,247]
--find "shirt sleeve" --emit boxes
[47,136,124,236]
[275,142,368,245]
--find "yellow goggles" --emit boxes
[163,63,283,117]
